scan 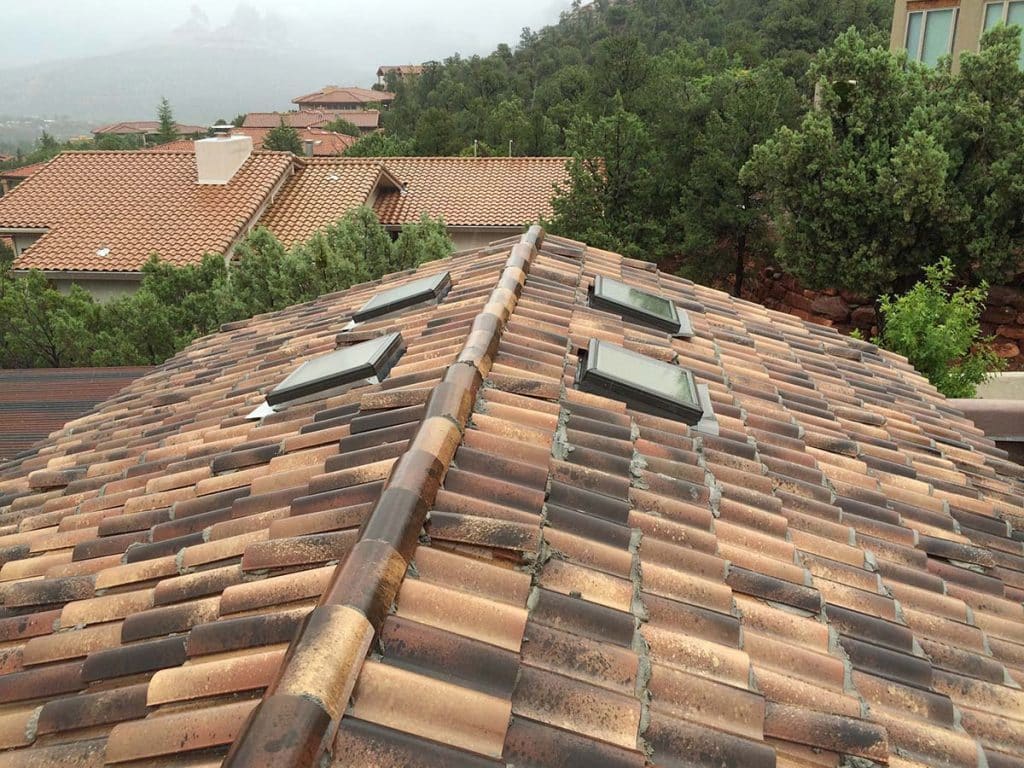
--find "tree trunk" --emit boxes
[733,232,746,298]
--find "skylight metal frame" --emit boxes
[267,331,405,407]
[352,271,452,324]
[588,274,694,337]
[576,338,704,425]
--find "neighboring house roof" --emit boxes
[0,154,13,163]
[0,367,152,460]
[377,64,425,77]
[234,127,357,156]
[0,161,48,181]
[292,85,395,106]
[0,150,294,273]
[0,226,1023,768]
[243,110,380,130]
[92,121,207,136]
[260,158,403,246]
[374,156,570,227]
[141,139,197,153]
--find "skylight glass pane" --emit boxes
[577,339,703,424]
[353,271,451,323]
[985,2,1005,31]
[921,9,955,67]
[906,12,923,60]
[268,332,404,406]
[590,275,692,336]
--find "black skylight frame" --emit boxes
[589,274,694,337]
[576,338,704,425]
[352,271,452,324]
[267,332,405,407]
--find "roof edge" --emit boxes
[223,224,545,767]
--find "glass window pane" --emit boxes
[985,2,1006,31]
[906,12,923,60]
[922,9,955,66]
[1008,1,1024,25]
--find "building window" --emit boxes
[983,1,1024,66]
[906,8,958,66]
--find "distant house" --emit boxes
[233,127,357,156]
[376,64,424,85]
[890,0,1024,70]
[0,136,293,299]
[291,86,395,111]
[0,154,13,164]
[0,162,47,197]
[263,156,571,252]
[92,121,208,145]
[242,110,380,133]
[0,142,569,295]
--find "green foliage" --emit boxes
[231,114,246,128]
[343,132,416,157]
[875,257,1004,398]
[94,134,144,150]
[155,97,178,145]
[0,208,456,368]
[263,119,303,154]
[743,26,1024,296]
[322,118,362,137]
[393,215,454,268]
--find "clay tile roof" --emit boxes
[292,86,395,105]
[92,121,207,136]
[141,139,197,153]
[377,64,425,77]
[1,224,1023,768]
[0,161,49,181]
[260,158,403,247]
[0,150,294,273]
[373,156,570,227]
[233,127,357,156]
[0,368,152,461]
[242,110,380,130]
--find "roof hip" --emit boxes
[223,224,545,766]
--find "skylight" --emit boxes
[576,339,704,424]
[267,332,404,407]
[353,271,452,324]
[589,275,693,337]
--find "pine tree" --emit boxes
[155,97,178,145]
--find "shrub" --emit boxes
[875,257,1004,398]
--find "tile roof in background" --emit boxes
[141,140,197,153]
[233,127,357,156]
[0,162,48,181]
[242,110,381,130]
[260,158,402,247]
[373,156,570,227]
[0,368,153,461]
[0,151,295,273]
[377,64,425,77]
[0,225,1022,767]
[91,121,207,136]
[292,86,395,106]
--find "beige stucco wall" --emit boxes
[448,227,526,253]
[891,1,987,71]
[11,233,40,257]
[51,278,140,302]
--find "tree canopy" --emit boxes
[263,119,304,154]
[0,211,453,368]
[155,97,178,145]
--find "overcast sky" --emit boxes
[1,0,571,69]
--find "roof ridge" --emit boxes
[223,225,546,766]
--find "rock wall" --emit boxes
[753,270,1024,372]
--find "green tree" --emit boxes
[547,96,663,259]
[322,118,362,137]
[231,114,246,128]
[0,272,96,367]
[393,215,453,268]
[675,66,801,295]
[344,132,416,157]
[875,257,1004,397]
[263,119,304,154]
[744,26,1024,296]
[155,97,178,145]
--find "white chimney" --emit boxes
[195,134,253,185]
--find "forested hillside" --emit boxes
[372,0,892,292]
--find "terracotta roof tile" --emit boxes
[292,86,394,106]
[91,121,206,135]
[0,151,293,273]
[0,162,48,181]
[0,225,1023,767]
[243,110,380,130]
[233,127,357,156]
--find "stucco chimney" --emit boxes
[195,134,253,185]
